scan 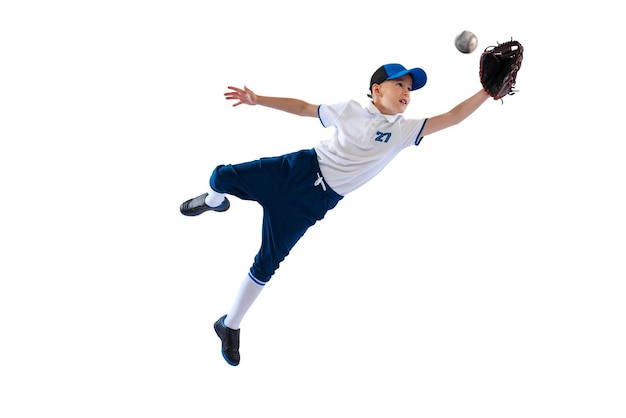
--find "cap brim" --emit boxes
[387,67,427,91]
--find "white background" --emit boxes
[1,1,625,417]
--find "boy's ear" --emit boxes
[371,83,382,97]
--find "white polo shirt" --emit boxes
[314,100,427,196]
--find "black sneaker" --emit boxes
[214,315,240,366]
[180,193,230,216]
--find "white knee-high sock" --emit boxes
[204,187,226,208]
[224,273,265,330]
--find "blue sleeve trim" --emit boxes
[415,117,428,146]
[318,104,326,127]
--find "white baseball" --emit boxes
[455,30,478,54]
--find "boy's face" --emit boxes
[372,74,413,115]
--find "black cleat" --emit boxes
[214,315,240,366]
[180,193,230,216]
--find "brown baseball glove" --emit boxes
[479,39,524,101]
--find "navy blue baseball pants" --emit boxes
[209,148,343,283]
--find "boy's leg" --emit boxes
[224,273,265,330]
[208,151,343,365]
[214,273,264,367]
[213,273,265,366]
[180,164,237,217]
[179,189,230,216]
[205,189,227,207]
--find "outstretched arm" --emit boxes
[224,86,319,118]
[421,89,490,137]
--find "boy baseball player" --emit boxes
[180,63,491,366]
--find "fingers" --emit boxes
[224,89,243,107]
[224,86,243,99]
[224,85,256,106]
[226,85,245,94]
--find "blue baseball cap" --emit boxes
[369,63,427,94]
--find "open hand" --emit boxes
[224,85,257,107]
